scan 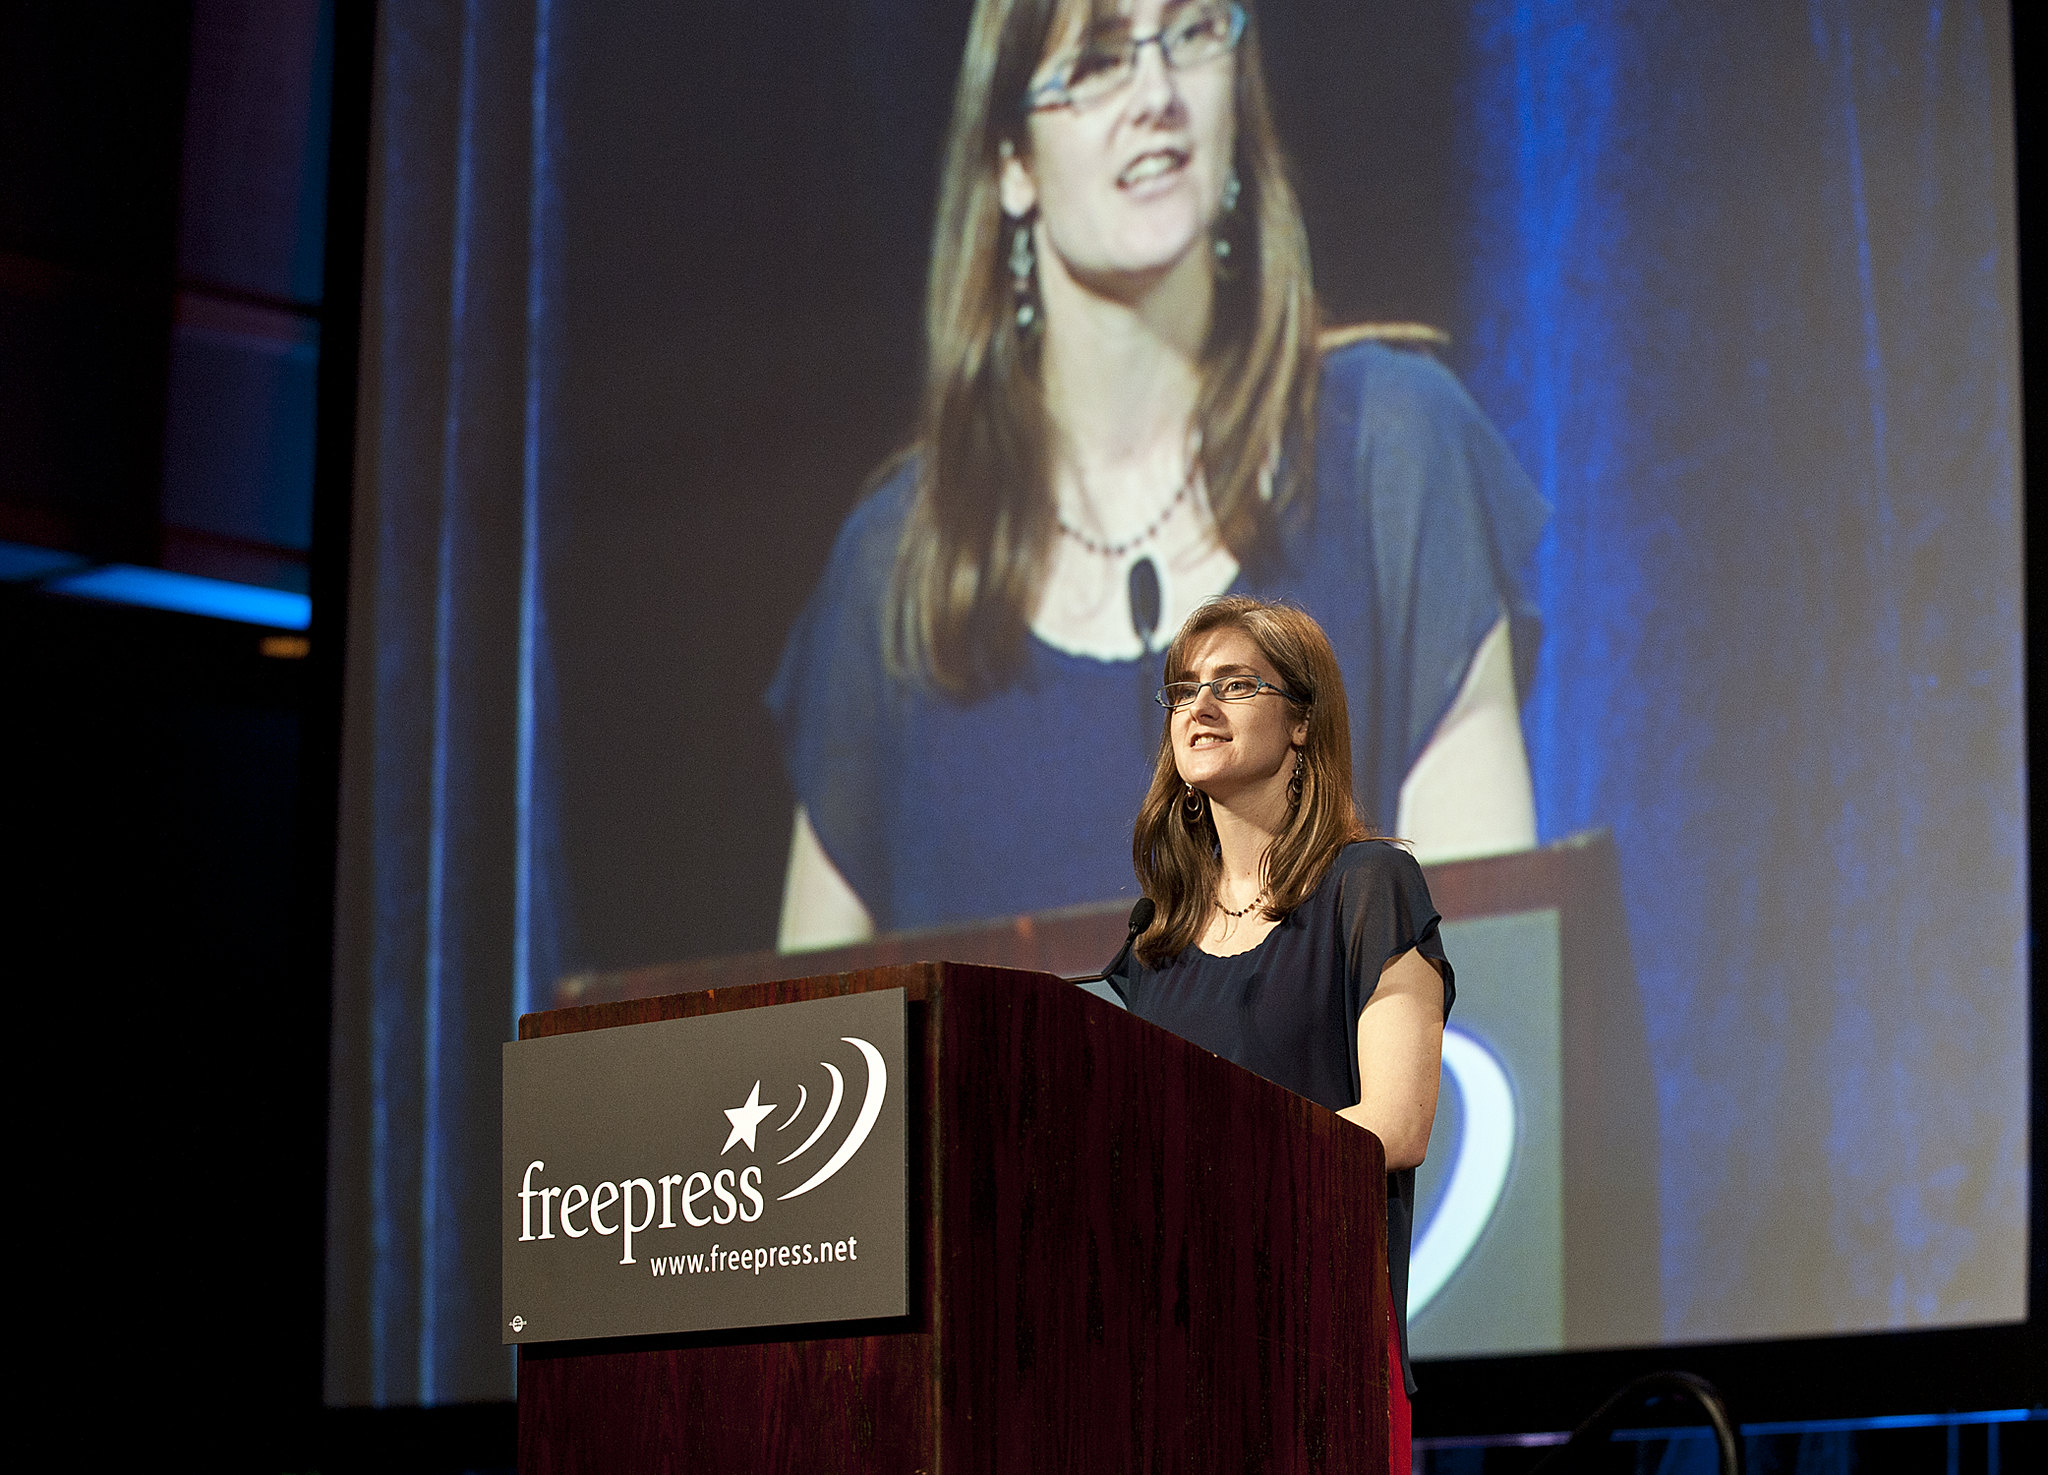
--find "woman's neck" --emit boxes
[1023,240,1238,662]
[1038,246,1212,482]
[1207,779,1291,903]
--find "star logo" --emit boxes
[722,1080,778,1154]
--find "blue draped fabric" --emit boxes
[325,0,2022,1407]
[327,0,565,1405]
[1462,0,2022,1342]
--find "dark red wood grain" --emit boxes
[515,963,1389,1474]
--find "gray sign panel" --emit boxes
[502,988,908,1344]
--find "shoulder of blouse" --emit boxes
[797,452,922,611]
[1318,333,1487,443]
[840,449,921,540]
[1318,840,1431,931]
[1321,837,1421,889]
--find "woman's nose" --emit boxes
[1122,34,1181,123]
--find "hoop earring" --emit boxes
[1287,748,1305,807]
[1213,168,1242,279]
[1182,781,1206,821]
[1009,218,1041,333]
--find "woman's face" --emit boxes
[1171,625,1308,802]
[1002,0,1239,292]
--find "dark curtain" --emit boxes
[326,0,561,1404]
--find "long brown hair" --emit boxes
[888,0,1322,697]
[1133,595,1372,965]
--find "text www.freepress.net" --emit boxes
[649,1238,860,1278]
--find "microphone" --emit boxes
[1065,898,1156,988]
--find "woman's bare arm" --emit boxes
[1396,615,1536,863]
[1337,947,1447,1171]
[777,805,876,952]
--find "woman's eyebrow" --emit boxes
[1086,3,1138,38]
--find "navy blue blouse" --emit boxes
[765,341,1547,932]
[1107,840,1454,1392]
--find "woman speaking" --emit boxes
[770,0,1544,946]
[1109,593,1450,1469]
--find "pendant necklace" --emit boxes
[1057,443,1199,649]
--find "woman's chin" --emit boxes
[1182,760,1244,795]
[1189,767,1295,815]
[1118,228,1208,282]
[1064,225,1210,299]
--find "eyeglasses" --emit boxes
[1156,673,1300,709]
[1024,1,1247,114]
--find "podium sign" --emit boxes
[501,988,908,1344]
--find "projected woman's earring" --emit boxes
[1183,781,1206,821]
[1010,218,1041,334]
[1287,748,1305,807]
[1213,168,1242,279]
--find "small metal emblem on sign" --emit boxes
[510,1317,526,1332]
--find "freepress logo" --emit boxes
[514,1033,888,1267]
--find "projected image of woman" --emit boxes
[769,0,1547,948]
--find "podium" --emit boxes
[515,961,1391,1473]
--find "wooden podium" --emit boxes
[515,962,1391,1473]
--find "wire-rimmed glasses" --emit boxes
[1024,1,1247,113]
[1156,673,1300,709]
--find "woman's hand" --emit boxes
[1338,946,1446,1171]
[1396,615,1536,863]
[777,805,877,952]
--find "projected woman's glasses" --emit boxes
[1025,0,1246,113]
[1156,674,1300,708]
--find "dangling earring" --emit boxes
[1213,168,1242,279]
[1009,218,1041,334]
[1183,781,1206,821]
[1287,748,1305,807]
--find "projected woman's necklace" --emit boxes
[1056,455,1198,650]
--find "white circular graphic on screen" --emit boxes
[775,1036,888,1202]
[1407,1027,1516,1319]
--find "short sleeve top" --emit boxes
[1107,841,1453,1393]
[766,341,1546,932]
